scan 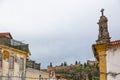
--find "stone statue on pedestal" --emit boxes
[96,9,111,44]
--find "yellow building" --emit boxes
[0,32,30,80]
[92,9,120,80]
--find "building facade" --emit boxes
[40,70,50,79]
[26,59,40,80]
[87,60,97,66]
[0,32,41,80]
[0,32,30,80]
[92,9,120,80]
[106,41,120,80]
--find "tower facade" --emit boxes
[93,9,120,80]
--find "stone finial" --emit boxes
[101,8,104,16]
[96,9,111,44]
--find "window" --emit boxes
[9,56,14,69]
[19,58,24,70]
[0,53,2,67]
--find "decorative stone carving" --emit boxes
[96,9,111,44]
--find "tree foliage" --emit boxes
[64,61,67,66]
[75,61,78,65]
[55,62,99,80]
[50,62,52,67]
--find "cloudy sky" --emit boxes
[0,0,120,68]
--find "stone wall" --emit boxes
[106,47,120,80]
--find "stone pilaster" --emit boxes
[93,44,107,80]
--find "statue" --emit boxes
[96,9,111,44]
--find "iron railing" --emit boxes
[0,37,29,52]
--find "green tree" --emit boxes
[61,63,63,66]
[64,61,67,66]
[84,63,87,68]
[54,61,100,80]
[50,62,52,67]
[75,61,78,65]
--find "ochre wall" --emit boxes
[94,44,107,80]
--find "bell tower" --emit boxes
[96,9,111,44]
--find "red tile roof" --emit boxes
[0,32,13,39]
[109,40,120,45]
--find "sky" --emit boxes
[0,0,120,68]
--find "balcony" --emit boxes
[26,59,40,70]
[0,37,29,52]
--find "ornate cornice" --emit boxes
[0,45,29,57]
[94,43,107,52]
[92,43,107,61]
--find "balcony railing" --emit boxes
[0,37,29,52]
[26,59,40,70]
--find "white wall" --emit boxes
[106,47,120,80]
